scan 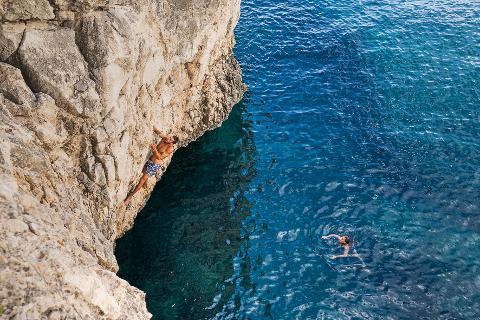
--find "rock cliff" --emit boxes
[0,0,245,318]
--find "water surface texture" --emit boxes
[116,1,480,319]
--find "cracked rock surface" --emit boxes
[0,0,245,318]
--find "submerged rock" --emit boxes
[0,0,245,318]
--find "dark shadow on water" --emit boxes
[115,103,256,319]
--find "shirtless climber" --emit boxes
[322,234,358,259]
[121,127,179,206]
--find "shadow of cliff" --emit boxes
[115,102,256,319]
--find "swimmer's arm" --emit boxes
[153,126,168,139]
[322,234,341,240]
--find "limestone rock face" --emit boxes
[18,28,101,117]
[0,22,25,61]
[0,0,245,318]
[0,0,55,21]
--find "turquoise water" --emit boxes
[116,1,480,319]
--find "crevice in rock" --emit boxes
[45,0,59,20]
[72,22,101,98]
[3,28,37,95]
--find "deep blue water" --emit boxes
[116,1,480,319]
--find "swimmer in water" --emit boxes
[322,234,358,259]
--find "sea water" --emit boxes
[115,0,480,319]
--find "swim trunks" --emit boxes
[146,160,161,177]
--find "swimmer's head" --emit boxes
[339,236,350,245]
